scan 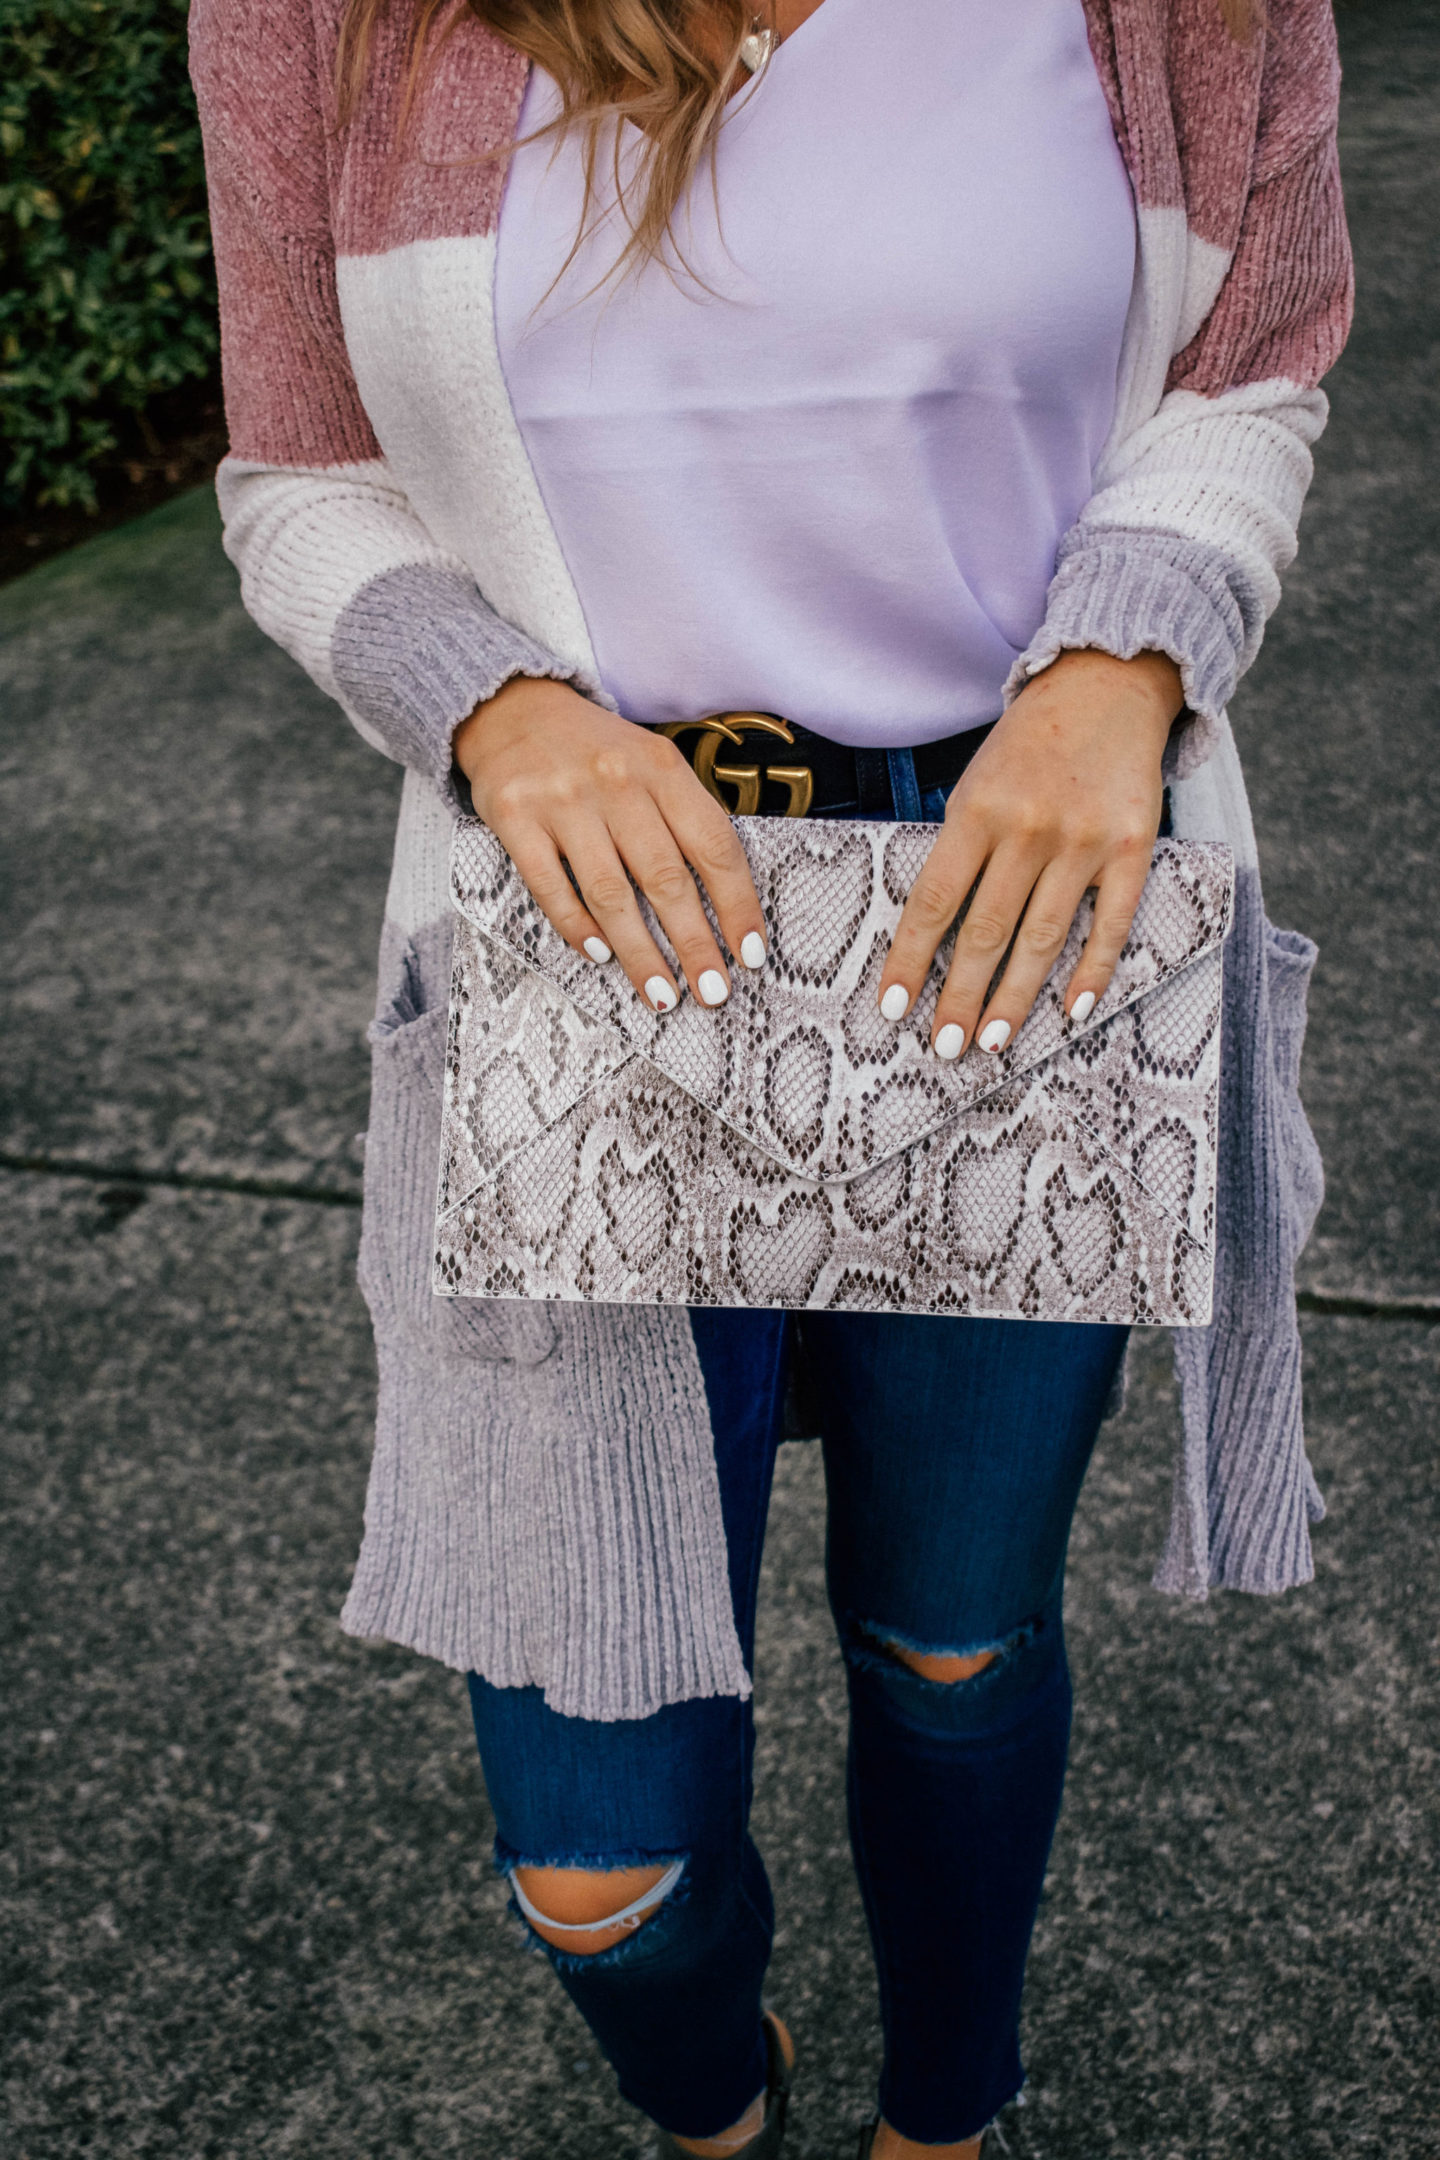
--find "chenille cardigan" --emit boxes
[190,0,1353,1720]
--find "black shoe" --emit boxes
[655,2012,793,2158]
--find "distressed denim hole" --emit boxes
[886,1642,999,1684]
[504,1853,688,1967]
[847,1613,1044,1690]
[841,1612,1063,1741]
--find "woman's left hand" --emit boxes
[879,648,1184,1058]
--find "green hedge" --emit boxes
[0,0,218,512]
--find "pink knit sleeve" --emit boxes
[189,0,575,801]
[189,0,379,466]
[1167,0,1353,399]
[1009,0,1354,775]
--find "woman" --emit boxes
[190,0,1351,2150]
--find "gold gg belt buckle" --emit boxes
[658,713,814,818]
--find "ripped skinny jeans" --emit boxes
[468,1305,1127,2145]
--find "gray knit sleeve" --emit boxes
[331,561,586,814]
[1002,376,1333,780]
[1003,526,1268,779]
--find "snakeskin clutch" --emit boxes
[434,819,1233,1325]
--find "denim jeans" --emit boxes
[469,1306,1126,2143]
[466,752,1129,2143]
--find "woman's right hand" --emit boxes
[452,676,769,1012]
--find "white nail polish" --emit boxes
[740,932,767,971]
[1069,989,1097,1025]
[880,984,910,1022]
[934,1023,966,1061]
[583,936,612,964]
[979,1018,1012,1054]
[697,969,730,1008]
[646,976,678,1013]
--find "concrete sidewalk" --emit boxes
[2,4,1437,2156]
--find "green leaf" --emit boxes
[1,0,220,510]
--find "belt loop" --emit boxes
[886,748,924,823]
[855,749,892,818]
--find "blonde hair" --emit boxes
[336,0,1264,281]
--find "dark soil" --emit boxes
[0,374,228,589]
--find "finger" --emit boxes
[963,858,1096,1054]
[1063,844,1153,1023]
[654,765,769,969]
[878,815,991,1022]
[925,845,1046,1060]
[558,819,684,1012]
[618,804,735,1007]
[500,825,618,967]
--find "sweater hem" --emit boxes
[1003,537,1248,779]
[332,559,583,813]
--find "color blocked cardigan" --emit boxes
[190,0,1353,1719]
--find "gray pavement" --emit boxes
[1238,0,1440,1304]
[2,2,1437,2155]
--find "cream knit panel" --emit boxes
[384,771,457,942]
[1087,379,1325,591]
[335,236,602,688]
[1103,205,1198,461]
[216,456,472,730]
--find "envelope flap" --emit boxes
[449,819,1233,1183]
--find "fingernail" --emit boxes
[583,936,612,964]
[934,1023,966,1061]
[979,1018,1012,1054]
[697,969,730,1008]
[740,932,767,971]
[880,984,910,1022]
[646,976,678,1013]
[1069,989,1096,1025]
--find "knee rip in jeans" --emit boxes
[851,1613,1041,1687]
[509,1856,686,1960]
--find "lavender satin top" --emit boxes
[495,0,1136,748]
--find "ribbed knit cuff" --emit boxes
[1004,530,1254,780]
[331,561,586,814]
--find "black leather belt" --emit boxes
[656,713,996,819]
